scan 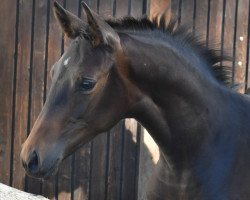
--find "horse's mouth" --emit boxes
[43,159,61,180]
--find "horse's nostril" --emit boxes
[28,151,39,173]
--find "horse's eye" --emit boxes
[79,79,96,92]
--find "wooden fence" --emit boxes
[0,0,250,200]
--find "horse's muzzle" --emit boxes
[20,150,40,178]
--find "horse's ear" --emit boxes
[53,1,85,39]
[81,2,120,46]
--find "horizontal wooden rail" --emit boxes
[0,183,49,200]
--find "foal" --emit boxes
[21,2,250,200]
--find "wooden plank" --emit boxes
[26,0,48,195]
[121,119,138,200]
[73,144,90,200]
[181,0,194,31]
[195,0,208,41]
[89,133,108,200]
[207,0,223,46]
[45,0,63,91]
[12,0,33,191]
[98,0,113,17]
[57,158,71,200]
[234,0,249,92]
[221,0,236,74]
[131,0,143,17]
[106,123,123,200]
[0,0,16,186]
[116,0,129,18]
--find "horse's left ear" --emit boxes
[81,2,120,46]
[54,1,86,39]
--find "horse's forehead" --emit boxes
[63,38,88,62]
[65,39,100,68]
[57,40,84,70]
[63,57,71,67]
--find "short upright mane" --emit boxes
[106,15,233,88]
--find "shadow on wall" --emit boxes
[25,120,158,200]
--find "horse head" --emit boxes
[20,2,131,179]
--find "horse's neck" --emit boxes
[119,33,250,199]
[120,33,226,162]
[117,32,250,199]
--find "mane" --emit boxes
[106,15,233,88]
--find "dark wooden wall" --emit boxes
[0,0,250,200]
[169,0,250,93]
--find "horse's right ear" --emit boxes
[81,2,120,46]
[53,1,86,39]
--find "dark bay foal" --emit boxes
[20,2,250,199]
